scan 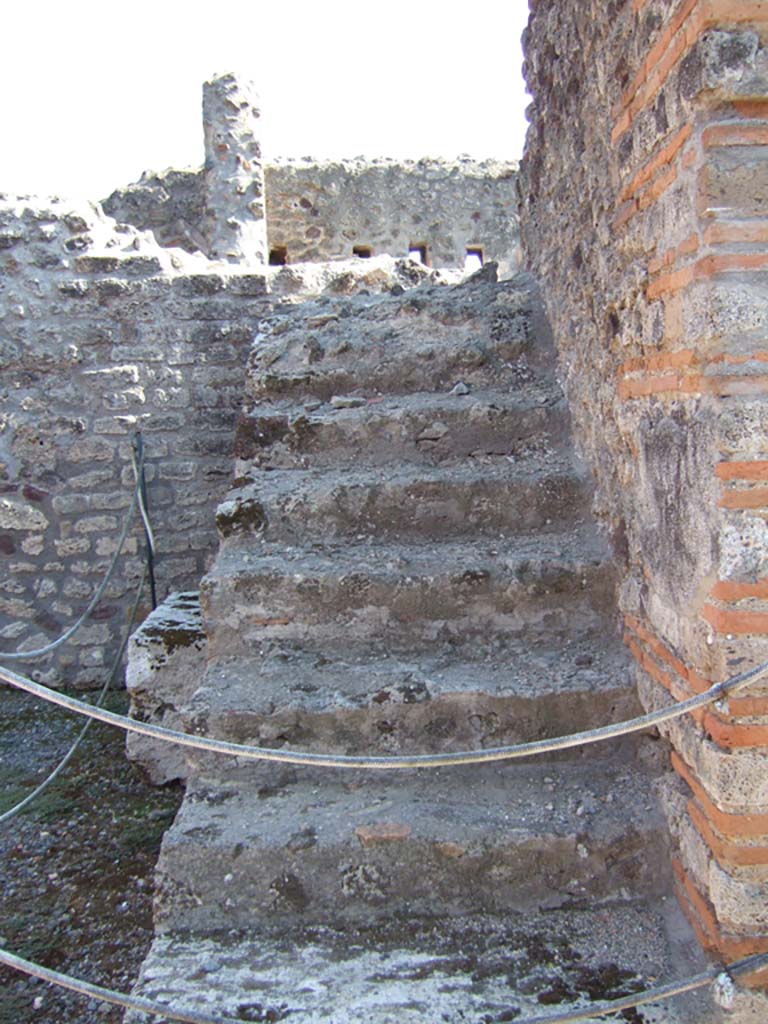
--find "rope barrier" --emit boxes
[0,944,765,1023]
[1,654,765,770]
[0,441,147,662]
[0,569,147,825]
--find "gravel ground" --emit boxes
[0,686,183,1024]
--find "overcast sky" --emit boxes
[2,1,530,202]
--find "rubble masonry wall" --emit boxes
[103,158,521,273]
[0,197,268,688]
[521,0,768,976]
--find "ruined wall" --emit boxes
[0,197,268,688]
[201,73,267,265]
[102,170,207,255]
[264,158,520,272]
[522,0,768,985]
[104,158,521,272]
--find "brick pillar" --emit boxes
[202,72,267,265]
[522,0,768,998]
[613,3,768,981]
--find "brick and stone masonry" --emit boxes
[522,0,768,995]
[0,197,269,688]
[0,72,521,691]
[3,17,768,1006]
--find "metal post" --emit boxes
[132,431,157,610]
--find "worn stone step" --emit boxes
[247,274,553,403]
[182,632,637,760]
[215,457,591,545]
[200,531,619,657]
[153,757,668,933]
[126,903,714,1024]
[234,384,569,470]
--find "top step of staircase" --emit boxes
[247,272,556,403]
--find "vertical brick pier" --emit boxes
[523,0,768,992]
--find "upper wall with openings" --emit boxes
[103,157,521,276]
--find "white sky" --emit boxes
[2,1,530,202]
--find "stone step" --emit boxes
[153,757,669,933]
[199,531,619,657]
[246,275,552,403]
[182,632,637,759]
[234,384,569,469]
[126,902,714,1024]
[215,457,591,545]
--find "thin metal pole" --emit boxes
[132,431,157,609]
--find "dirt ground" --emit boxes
[0,686,183,1024]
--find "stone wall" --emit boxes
[521,0,768,988]
[202,73,267,265]
[0,196,268,688]
[264,158,520,273]
[104,158,521,273]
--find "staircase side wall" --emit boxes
[521,0,768,978]
[0,197,268,688]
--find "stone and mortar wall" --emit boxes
[104,158,521,273]
[263,157,520,273]
[0,196,268,688]
[202,73,267,265]
[521,0,768,991]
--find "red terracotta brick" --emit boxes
[672,752,768,838]
[716,461,768,481]
[355,822,412,848]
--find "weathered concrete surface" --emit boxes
[125,592,205,784]
[244,271,552,402]
[215,456,591,542]
[233,382,569,471]
[200,530,617,656]
[182,636,639,763]
[125,904,717,1024]
[153,759,668,932]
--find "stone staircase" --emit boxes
[126,270,717,1022]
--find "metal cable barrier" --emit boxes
[1,655,766,769]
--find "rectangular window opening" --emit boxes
[353,245,373,259]
[408,243,429,265]
[269,246,288,266]
[465,247,484,272]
